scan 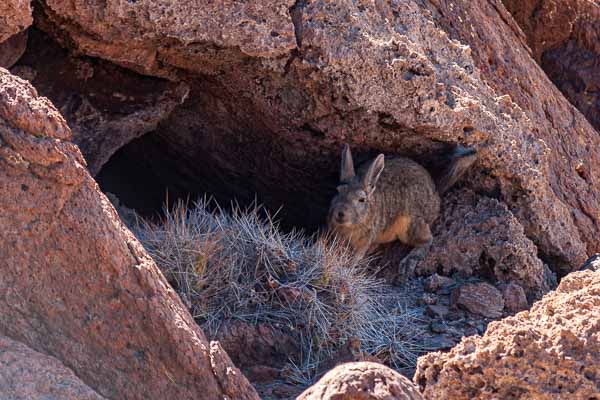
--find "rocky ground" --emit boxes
[1,0,599,399]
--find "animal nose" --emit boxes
[337,211,345,219]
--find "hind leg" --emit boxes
[395,240,432,283]
[405,218,433,247]
[394,219,432,283]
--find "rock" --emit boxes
[273,383,302,398]
[0,335,105,400]
[0,30,27,69]
[105,192,139,229]
[503,0,600,132]
[425,305,449,319]
[215,320,298,382]
[425,335,456,352]
[452,282,505,319]
[15,29,190,176]
[579,253,600,272]
[462,326,479,337]
[445,308,466,321]
[424,274,455,293]
[40,0,296,77]
[10,64,36,81]
[209,341,261,400]
[0,69,258,399]
[500,281,529,313]
[298,362,424,400]
[312,337,382,381]
[415,269,600,399]
[0,0,32,42]
[243,365,280,383]
[419,190,549,298]
[35,0,599,273]
[429,321,449,334]
[418,1,598,273]
[420,293,438,305]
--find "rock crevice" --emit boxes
[0,68,258,400]
[27,0,599,276]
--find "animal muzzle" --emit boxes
[329,208,351,226]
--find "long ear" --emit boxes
[362,154,385,193]
[340,144,355,183]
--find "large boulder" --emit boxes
[34,0,599,276]
[0,0,31,42]
[0,68,258,399]
[0,0,31,69]
[13,28,190,176]
[414,267,600,399]
[0,335,106,400]
[503,0,600,131]
[298,362,424,400]
[418,189,550,298]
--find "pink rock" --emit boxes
[452,282,504,318]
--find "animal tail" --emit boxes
[435,145,477,194]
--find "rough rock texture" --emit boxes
[0,335,106,400]
[429,0,600,273]
[0,0,32,42]
[424,274,455,293]
[209,341,262,400]
[580,253,600,272]
[418,190,549,297]
[298,362,424,400]
[451,282,505,319]
[415,269,600,399]
[500,281,529,313]
[35,0,600,274]
[39,0,297,77]
[14,29,189,175]
[0,30,28,69]
[215,320,299,383]
[503,0,600,131]
[0,69,258,399]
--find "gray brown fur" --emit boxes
[327,144,476,258]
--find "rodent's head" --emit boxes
[327,144,385,229]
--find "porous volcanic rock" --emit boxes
[415,268,600,399]
[35,0,599,274]
[418,189,549,297]
[38,0,297,78]
[451,282,505,319]
[14,29,189,175]
[298,362,424,400]
[0,0,31,42]
[0,68,258,399]
[428,0,599,273]
[500,281,529,313]
[0,335,106,400]
[503,0,600,131]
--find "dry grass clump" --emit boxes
[135,198,426,378]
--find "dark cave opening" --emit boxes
[95,128,339,233]
[95,133,180,218]
[16,27,460,238]
[94,128,460,235]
